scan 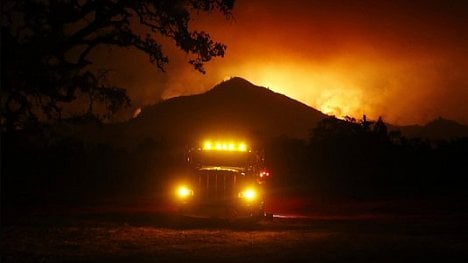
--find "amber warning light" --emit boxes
[202,140,248,152]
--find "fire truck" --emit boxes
[173,140,270,219]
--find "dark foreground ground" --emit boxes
[1,199,468,263]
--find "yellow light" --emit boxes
[202,140,249,152]
[238,143,247,152]
[203,141,212,150]
[176,185,193,199]
[239,188,256,201]
[215,143,222,150]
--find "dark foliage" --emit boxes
[2,116,467,206]
[1,127,174,204]
[1,0,234,129]
[265,116,468,199]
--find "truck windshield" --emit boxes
[190,150,257,168]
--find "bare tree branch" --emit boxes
[1,0,234,129]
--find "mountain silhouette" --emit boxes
[127,77,327,143]
[52,77,467,146]
[394,117,468,140]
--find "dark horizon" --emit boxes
[1,1,468,262]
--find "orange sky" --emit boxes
[101,0,468,125]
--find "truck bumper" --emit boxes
[176,201,264,219]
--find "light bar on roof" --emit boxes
[202,140,248,152]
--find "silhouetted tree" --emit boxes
[361,114,372,131]
[1,0,235,129]
[373,116,388,139]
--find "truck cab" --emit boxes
[173,140,269,219]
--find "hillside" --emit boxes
[51,78,468,147]
[392,117,468,140]
[126,77,327,143]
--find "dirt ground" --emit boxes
[2,202,468,263]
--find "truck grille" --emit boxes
[197,171,237,202]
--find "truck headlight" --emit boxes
[176,185,193,199]
[239,188,257,201]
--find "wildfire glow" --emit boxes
[127,0,468,125]
[217,58,371,119]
